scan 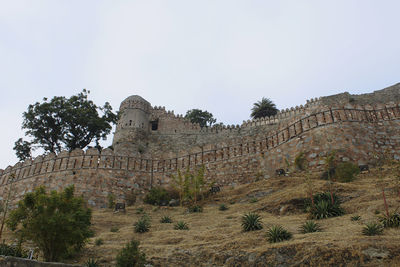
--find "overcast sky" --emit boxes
[1,0,399,168]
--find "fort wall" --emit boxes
[1,101,399,207]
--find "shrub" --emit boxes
[124,190,137,206]
[266,225,292,243]
[351,215,361,221]
[310,200,344,219]
[95,238,104,246]
[85,258,100,267]
[160,215,172,223]
[294,152,306,171]
[300,221,321,233]
[6,186,92,262]
[305,192,344,219]
[249,197,258,203]
[241,213,263,231]
[0,243,27,257]
[174,221,189,230]
[107,193,115,209]
[136,207,145,214]
[320,168,336,180]
[110,226,119,233]
[188,205,203,213]
[116,240,146,267]
[335,162,360,182]
[219,204,228,211]
[379,212,400,228]
[362,222,384,236]
[143,187,171,206]
[134,215,151,233]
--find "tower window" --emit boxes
[151,120,158,131]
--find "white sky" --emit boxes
[1,0,399,168]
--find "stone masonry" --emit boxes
[1,83,400,207]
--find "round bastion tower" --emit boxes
[112,95,152,155]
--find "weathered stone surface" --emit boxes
[1,85,400,207]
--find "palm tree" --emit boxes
[251,97,278,119]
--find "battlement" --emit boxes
[2,101,399,187]
[2,84,400,207]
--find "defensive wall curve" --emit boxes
[1,102,400,207]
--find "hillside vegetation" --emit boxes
[4,164,400,266]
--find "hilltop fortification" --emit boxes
[1,83,400,207]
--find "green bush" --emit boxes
[379,212,400,228]
[335,162,360,182]
[241,213,263,231]
[266,225,292,243]
[160,215,172,223]
[310,200,344,219]
[300,221,321,233]
[294,152,306,171]
[174,221,189,230]
[143,187,171,206]
[95,238,104,246]
[219,204,228,211]
[305,192,344,219]
[124,190,137,206]
[107,193,115,209]
[85,258,100,267]
[110,226,119,232]
[6,186,92,262]
[362,222,383,236]
[135,207,145,214]
[0,243,27,257]
[188,205,203,213]
[304,192,339,208]
[134,215,151,233]
[249,197,258,203]
[351,215,361,221]
[116,240,146,267]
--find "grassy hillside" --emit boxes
[5,164,400,266]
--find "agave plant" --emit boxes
[85,258,100,267]
[134,215,151,233]
[174,221,189,230]
[379,212,400,228]
[188,205,203,213]
[310,199,344,220]
[241,213,263,231]
[267,225,292,243]
[219,204,228,211]
[362,222,384,236]
[160,215,172,223]
[351,215,361,221]
[300,221,321,234]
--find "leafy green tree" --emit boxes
[13,138,32,161]
[185,109,216,127]
[172,168,191,206]
[250,97,278,119]
[14,89,117,160]
[6,185,92,262]
[172,165,209,205]
[189,165,206,204]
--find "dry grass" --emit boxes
[4,164,400,266]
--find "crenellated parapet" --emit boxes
[2,84,400,207]
[2,102,400,188]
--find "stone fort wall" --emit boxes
[1,97,400,207]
